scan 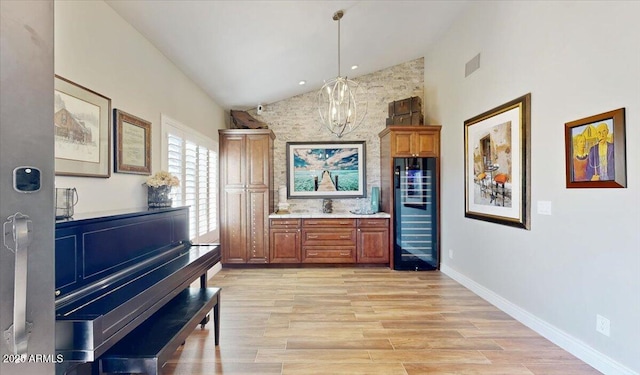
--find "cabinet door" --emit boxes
[391,130,440,157]
[247,189,269,263]
[246,134,270,189]
[270,228,300,263]
[221,189,246,263]
[391,131,415,157]
[414,131,439,157]
[220,134,246,188]
[357,227,390,263]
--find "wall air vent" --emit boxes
[465,53,481,77]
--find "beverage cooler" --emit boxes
[393,157,438,270]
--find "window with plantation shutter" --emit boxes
[162,114,218,243]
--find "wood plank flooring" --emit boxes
[164,268,601,374]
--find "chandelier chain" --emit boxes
[318,9,367,138]
[337,15,341,77]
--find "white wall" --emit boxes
[424,1,640,373]
[54,0,225,214]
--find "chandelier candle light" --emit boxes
[318,10,367,138]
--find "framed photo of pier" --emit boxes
[464,93,531,230]
[114,109,151,175]
[54,75,111,178]
[564,108,626,189]
[286,141,366,199]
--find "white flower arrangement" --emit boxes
[145,171,180,187]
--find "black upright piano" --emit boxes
[54,207,220,375]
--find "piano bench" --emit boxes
[97,287,220,375]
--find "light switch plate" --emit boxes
[537,201,552,215]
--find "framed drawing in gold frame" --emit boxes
[54,75,111,178]
[114,109,152,175]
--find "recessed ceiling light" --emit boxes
[351,65,359,70]
[299,80,306,85]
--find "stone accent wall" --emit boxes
[252,57,424,213]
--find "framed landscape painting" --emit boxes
[286,141,366,199]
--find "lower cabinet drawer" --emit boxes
[270,218,301,229]
[302,229,356,245]
[302,247,356,263]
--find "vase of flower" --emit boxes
[147,185,172,208]
[145,171,180,208]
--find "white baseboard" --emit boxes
[440,264,637,375]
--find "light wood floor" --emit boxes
[164,268,601,375]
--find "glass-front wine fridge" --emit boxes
[393,157,438,270]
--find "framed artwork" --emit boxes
[54,75,111,177]
[114,109,151,175]
[564,108,626,188]
[464,93,531,229]
[286,141,366,199]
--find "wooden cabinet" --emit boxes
[269,217,390,265]
[219,129,274,264]
[381,126,440,157]
[356,218,389,263]
[379,125,441,270]
[269,219,301,263]
[302,219,356,263]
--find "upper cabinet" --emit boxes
[379,125,440,157]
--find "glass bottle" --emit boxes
[370,186,380,213]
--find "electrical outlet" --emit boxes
[596,314,610,336]
[449,249,454,259]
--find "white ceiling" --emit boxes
[105,0,469,111]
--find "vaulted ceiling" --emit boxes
[105,1,469,111]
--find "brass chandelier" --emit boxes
[318,10,367,138]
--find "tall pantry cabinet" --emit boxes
[219,129,275,264]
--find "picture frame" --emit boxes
[286,141,366,199]
[464,93,531,229]
[54,75,111,178]
[564,108,626,188]
[114,109,152,175]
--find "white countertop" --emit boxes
[269,212,390,219]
